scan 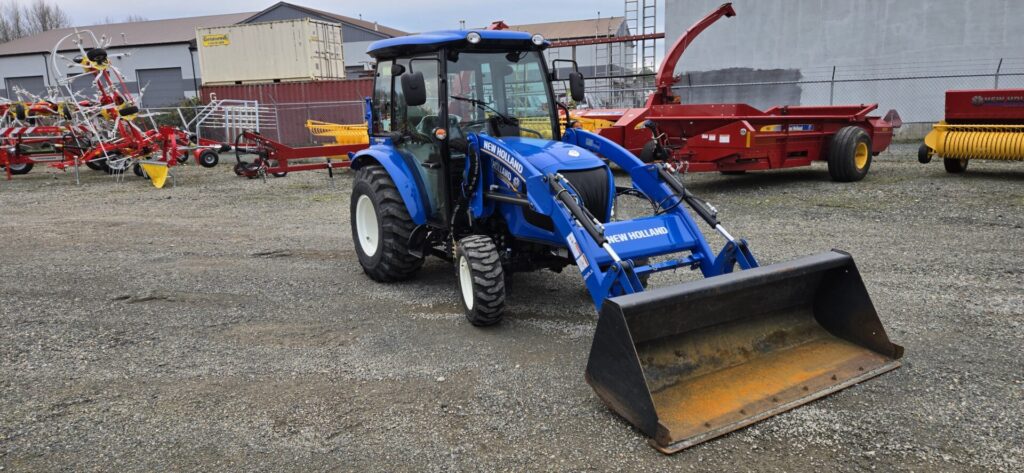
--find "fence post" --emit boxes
[994,58,1003,89]
[829,66,837,105]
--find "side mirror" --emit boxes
[569,71,585,103]
[401,71,427,106]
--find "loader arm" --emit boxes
[650,3,736,106]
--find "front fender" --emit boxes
[351,147,429,225]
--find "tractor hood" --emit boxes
[497,137,605,175]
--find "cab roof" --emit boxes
[367,30,548,59]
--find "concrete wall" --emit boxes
[664,0,1024,121]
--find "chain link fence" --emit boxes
[575,57,1024,127]
[146,100,366,146]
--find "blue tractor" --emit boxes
[349,29,903,453]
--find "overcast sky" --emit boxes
[58,0,664,34]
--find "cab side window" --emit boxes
[372,60,393,133]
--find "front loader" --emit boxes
[348,29,903,453]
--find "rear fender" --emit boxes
[351,146,429,225]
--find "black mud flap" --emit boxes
[585,250,903,454]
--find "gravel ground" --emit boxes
[1,144,1021,472]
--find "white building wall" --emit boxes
[663,0,1024,122]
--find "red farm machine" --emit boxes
[0,30,226,188]
[918,88,1024,173]
[573,3,901,182]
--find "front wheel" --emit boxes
[350,164,424,282]
[455,235,505,326]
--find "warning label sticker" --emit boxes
[202,34,230,47]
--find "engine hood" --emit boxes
[497,137,605,174]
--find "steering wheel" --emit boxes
[519,127,544,138]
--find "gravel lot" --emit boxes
[1,144,1021,472]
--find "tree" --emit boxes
[0,0,68,44]
[24,0,68,33]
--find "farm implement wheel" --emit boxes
[943,157,969,174]
[827,126,872,182]
[455,235,506,327]
[85,159,104,171]
[918,144,933,164]
[350,164,424,282]
[198,150,219,168]
[132,162,145,177]
[6,162,33,175]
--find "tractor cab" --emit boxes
[366,30,586,227]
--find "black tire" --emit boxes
[6,161,33,175]
[132,162,145,177]
[918,143,933,164]
[455,235,506,326]
[350,164,424,282]
[267,160,287,178]
[198,150,219,168]
[639,140,670,164]
[827,126,872,182]
[232,161,246,176]
[943,157,968,174]
[85,159,104,171]
[719,170,746,175]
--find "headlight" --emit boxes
[466,32,482,44]
[531,34,545,46]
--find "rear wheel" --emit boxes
[350,164,423,282]
[456,235,505,326]
[918,143,933,164]
[827,126,872,182]
[943,157,968,174]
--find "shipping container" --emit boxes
[197,19,345,86]
[201,78,374,145]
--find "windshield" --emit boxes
[446,50,558,140]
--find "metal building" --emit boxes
[0,2,404,107]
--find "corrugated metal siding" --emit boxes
[201,79,373,145]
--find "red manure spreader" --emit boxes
[575,3,901,182]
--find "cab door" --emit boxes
[372,57,447,224]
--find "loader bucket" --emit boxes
[586,250,903,454]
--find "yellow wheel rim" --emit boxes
[854,142,869,170]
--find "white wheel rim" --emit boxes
[355,195,380,257]
[9,163,27,171]
[459,256,474,310]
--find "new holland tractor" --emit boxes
[348,29,903,453]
